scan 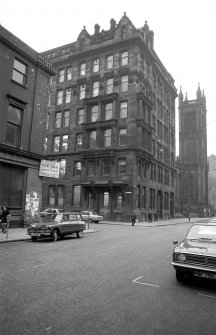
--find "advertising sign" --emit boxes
[39,160,60,178]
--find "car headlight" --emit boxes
[177,253,186,262]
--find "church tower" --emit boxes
[178,84,208,216]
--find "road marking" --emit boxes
[197,293,216,299]
[132,276,160,288]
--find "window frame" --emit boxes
[93,58,99,73]
[12,58,27,86]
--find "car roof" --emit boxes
[62,212,81,214]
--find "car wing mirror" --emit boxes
[173,240,178,245]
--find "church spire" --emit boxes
[197,82,201,99]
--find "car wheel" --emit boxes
[176,270,186,282]
[51,230,58,242]
[77,231,83,238]
[31,236,37,242]
[95,220,98,223]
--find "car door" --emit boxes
[61,214,71,234]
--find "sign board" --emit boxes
[39,160,60,178]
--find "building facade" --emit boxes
[0,25,54,226]
[176,85,209,217]
[41,14,177,222]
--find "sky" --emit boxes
[1,0,216,156]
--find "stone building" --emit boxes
[176,85,209,217]
[41,13,177,222]
[0,25,54,226]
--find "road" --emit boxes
[1,221,216,335]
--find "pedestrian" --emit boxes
[148,213,152,223]
[131,211,136,226]
[154,212,158,222]
[0,206,10,233]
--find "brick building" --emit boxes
[0,25,54,226]
[41,13,177,222]
[175,85,209,217]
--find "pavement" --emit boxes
[0,217,209,243]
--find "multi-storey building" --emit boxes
[0,25,54,226]
[176,85,209,217]
[41,13,177,222]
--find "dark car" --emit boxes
[172,223,216,282]
[27,212,85,242]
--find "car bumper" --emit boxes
[27,232,51,238]
[172,261,216,275]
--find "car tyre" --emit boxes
[51,229,58,242]
[95,220,98,223]
[77,231,83,238]
[176,270,186,282]
[31,236,37,242]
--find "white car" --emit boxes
[81,211,104,223]
[40,208,63,219]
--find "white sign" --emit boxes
[39,160,60,178]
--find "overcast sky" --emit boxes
[1,0,216,155]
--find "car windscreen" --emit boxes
[187,225,216,240]
[44,214,63,222]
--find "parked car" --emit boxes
[172,223,216,282]
[81,211,104,223]
[40,208,63,219]
[27,212,85,242]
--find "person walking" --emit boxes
[0,206,10,233]
[148,213,152,223]
[131,211,136,226]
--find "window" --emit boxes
[62,135,68,151]
[136,186,141,209]
[65,88,71,103]
[105,103,112,120]
[49,186,55,205]
[91,105,98,122]
[89,130,96,148]
[102,159,110,175]
[80,63,86,76]
[55,112,61,128]
[5,105,22,147]
[119,128,127,146]
[77,109,84,124]
[93,59,99,72]
[88,161,96,176]
[121,51,128,66]
[121,75,128,92]
[106,78,113,94]
[53,136,60,152]
[92,81,99,97]
[59,159,66,177]
[58,69,65,83]
[106,55,113,69]
[74,161,82,176]
[116,192,123,208]
[57,90,63,105]
[103,192,109,207]
[104,129,111,147]
[67,67,72,80]
[76,134,82,149]
[79,85,86,100]
[63,111,70,127]
[142,187,146,208]
[120,101,128,118]
[118,159,126,174]
[57,186,64,205]
[12,58,27,86]
[72,185,81,207]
